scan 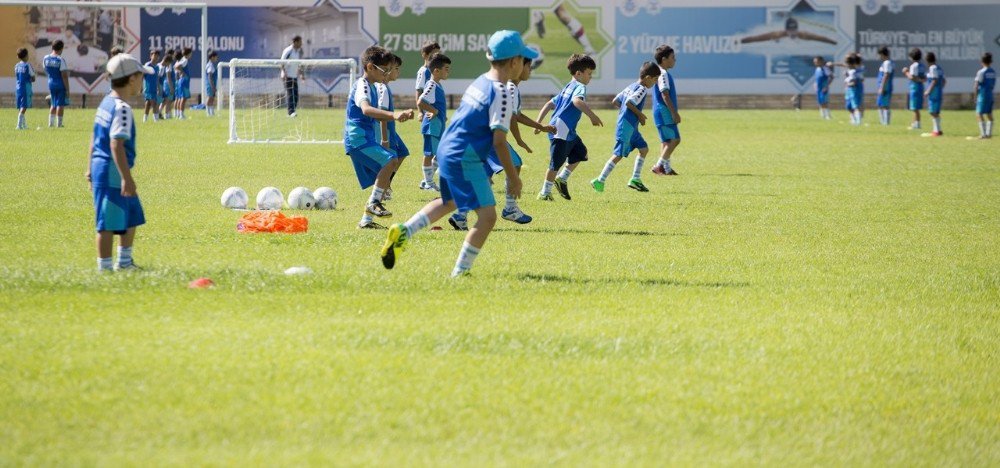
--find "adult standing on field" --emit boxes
[280,35,305,117]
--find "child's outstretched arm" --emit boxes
[533,99,555,133]
[514,113,555,134]
[362,101,412,123]
[572,97,603,127]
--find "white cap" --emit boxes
[107,53,154,80]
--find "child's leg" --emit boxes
[361,163,396,224]
[17,107,25,129]
[504,166,523,211]
[931,111,941,133]
[401,198,456,240]
[558,161,581,181]
[452,206,497,277]
[49,103,56,127]
[96,231,115,271]
[116,228,136,268]
[597,155,623,183]
[633,147,649,180]
[987,113,994,137]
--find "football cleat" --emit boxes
[448,214,469,231]
[590,178,605,193]
[380,224,408,269]
[358,220,387,229]
[419,180,440,191]
[537,192,554,201]
[501,207,533,224]
[365,201,392,217]
[554,178,571,200]
[628,178,649,192]
[651,165,667,176]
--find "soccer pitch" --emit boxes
[1,108,998,464]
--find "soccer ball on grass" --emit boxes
[287,187,316,210]
[220,186,248,209]
[256,187,284,210]
[313,187,338,210]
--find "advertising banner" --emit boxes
[2,0,999,97]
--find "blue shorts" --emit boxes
[206,82,217,98]
[877,92,891,108]
[390,132,409,158]
[49,88,68,107]
[162,88,174,101]
[549,137,588,171]
[16,89,32,109]
[613,127,648,157]
[657,124,680,142]
[977,98,994,115]
[816,90,829,106]
[143,87,159,102]
[440,151,496,212]
[94,186,145,233]
[909,91,923,110]
[485,142,522,175]
[177,79,191,99]
[347,145,393,189]
[928,98,942,114]
[423,134,440,157]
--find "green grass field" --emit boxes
[1,107,998,465]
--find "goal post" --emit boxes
[227,58,357,145]
[0,0,208,99]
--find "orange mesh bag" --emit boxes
[237,211,308,233]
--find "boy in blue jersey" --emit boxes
[205,51,220,117]
[415,41,441,189]
[844,54,864,125]
[813,56,832,120]
[15,48,36,130]
[141,49,161,122]
[377,53,408,201]
[159,51,175,120]
[973,52,995,140]
[381,30,538,277]
[417,53,452,191]
[173,47,193,119]
[43,40,69,128]
[488,56,556,224]
[345,45,414,229]
[922,52,945,137]
[535,53,603,200]
[590,61,660,193]
[87,54,154,272]
[902,48,926,130]
[651,45,681,176]
[875,46,894,126]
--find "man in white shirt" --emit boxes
[279,36,305,116]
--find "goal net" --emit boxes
[228,58,357,144]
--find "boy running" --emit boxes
[381,30,537,277]
[345,46,414,229]
[417,53,452,191]
[535,53,603,200]
[591,61,660,193]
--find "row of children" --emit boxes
[14,41,221,130]
[357,31,683,277]
[814,48,995,139]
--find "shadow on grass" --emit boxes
[495,227,685,237]
[517,273,750,288]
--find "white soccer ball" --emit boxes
[220,186,248,209]
[287,186,316,210]
[527,43,544,70]
[313,187,338,210]
[256,186,284,210]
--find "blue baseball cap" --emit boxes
[486,30,539,61]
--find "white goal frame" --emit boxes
[227,57,357,145]
[0,0,208,99]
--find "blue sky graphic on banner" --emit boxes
[615,0,849,89]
